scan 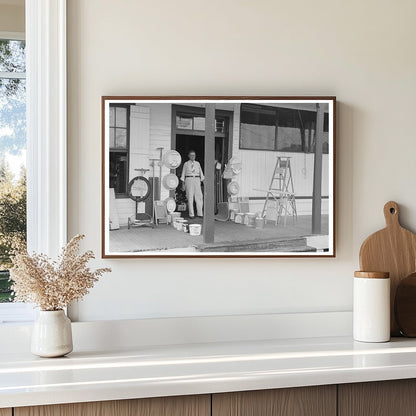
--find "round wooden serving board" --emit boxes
[359,201,416,336]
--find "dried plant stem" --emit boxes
[10,234,111,310]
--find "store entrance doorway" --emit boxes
[172,105,233,215]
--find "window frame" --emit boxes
[239,103,329,153]
[0,31,25,41]
[0,35,26,80]
[0,32,28,318]
[172,104,230,139]
[0,34,26,309]
[0,0,67,323]
[26,0,67,258]
[109,103,130,198]
[239,103,279,152]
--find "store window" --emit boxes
[176,113,227,133]
[277,107,316,153]
[109,104,130,197]
[240,104,277,150]
[0,38,27,305]
[240,103,329,153]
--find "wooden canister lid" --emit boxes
[354,271,390,279]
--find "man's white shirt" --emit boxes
[180,160,205,181]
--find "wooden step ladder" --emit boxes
[261,157,297,225]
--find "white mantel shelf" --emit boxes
[2,336,416,408]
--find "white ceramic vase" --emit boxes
[31,310,73,357]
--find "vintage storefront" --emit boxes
[108,101,330,253]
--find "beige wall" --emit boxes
[0,4,24,33]
[67,0,416,321]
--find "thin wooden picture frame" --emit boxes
[102,96,336,258]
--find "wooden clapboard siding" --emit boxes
[119,103,173,224]
[129,103,172,202]
[231,104,241,156]
[129,105,151,182]
[255,197,329,218]
[230,103,330,216]
[148,103,172,201]
[121,101,331,220]
[15,395,210,416]
[0,409,12,416]
[115,198,135,226]
[234,150,329,207]
[212,386,336,416]
[338,380,416,416]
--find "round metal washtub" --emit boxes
[227,181,240,195]
[228,156,242,175]
[128,176,151,202]
[163,173,179,190]
[164,197,177,213]
[162,150,182,169]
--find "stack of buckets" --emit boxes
[230,209,265,229]
[171,213,201,236]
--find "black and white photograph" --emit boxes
[102,97,335,257]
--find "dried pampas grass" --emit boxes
[10,234,111,311]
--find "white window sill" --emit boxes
[0,303,36,325]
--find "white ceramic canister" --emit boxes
[353,271,390,343]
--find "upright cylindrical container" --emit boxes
[353,271,390,342]
[31,310,73,357]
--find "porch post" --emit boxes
[203,104,215,243]
[312,103,324,234]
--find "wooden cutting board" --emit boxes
[395,272,416,337]
[359,201,416,335]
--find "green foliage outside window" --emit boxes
[0,162,26,302]
[0,39,27,302]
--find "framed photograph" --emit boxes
[102,96,336,258]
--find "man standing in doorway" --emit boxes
[180,150,204,218]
